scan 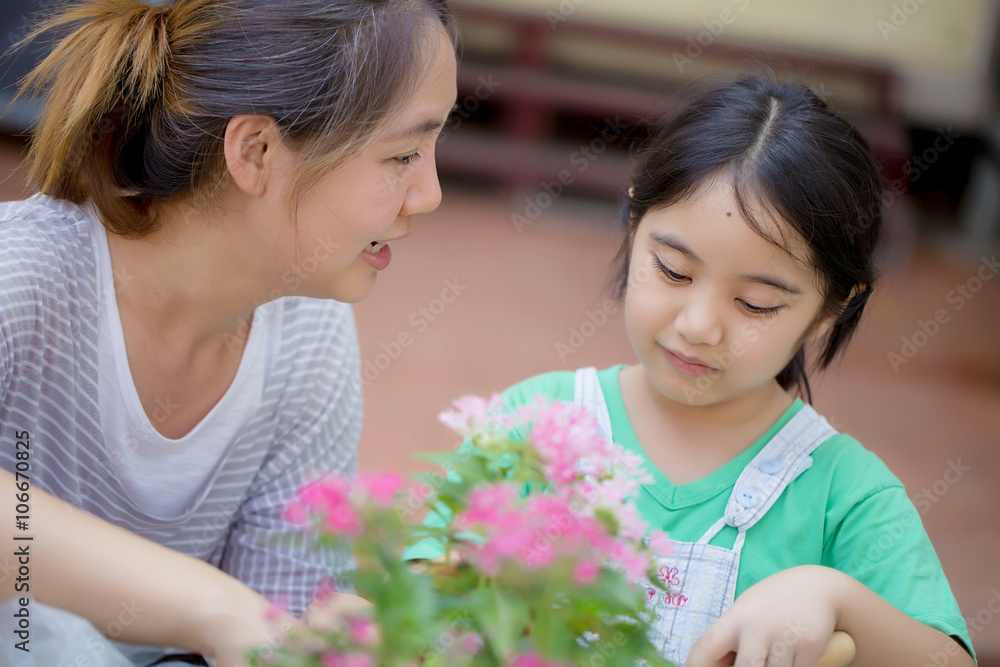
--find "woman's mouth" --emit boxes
[361,241,392,270]
[661,347,718,378]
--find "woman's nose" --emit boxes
[400,151,443,217]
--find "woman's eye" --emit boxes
[653,257,688,283]
[739,300,782,317]
[396,151,421,165]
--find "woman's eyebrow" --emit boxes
[384,119,446,143]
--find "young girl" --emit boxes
[410,75,975,666]
[0,0,456,664]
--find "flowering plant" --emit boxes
[252,395,675,667]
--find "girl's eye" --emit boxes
[739,300,782,317]
[653,257,689,283]
[396,151,421,165]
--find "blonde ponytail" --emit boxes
[18,1,175,221]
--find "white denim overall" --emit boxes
[573,367,837,666]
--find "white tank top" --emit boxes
[90,211,271,518]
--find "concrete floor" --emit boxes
[1,136,998,661]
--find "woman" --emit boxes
[0,0,458,664]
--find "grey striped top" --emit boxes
[0,195,361,660]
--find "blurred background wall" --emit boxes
[1,0,999,662]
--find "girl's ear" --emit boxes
[223,115,283,197]
[806,312,835,343]
[806,284,864,343]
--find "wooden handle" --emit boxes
[816,631,856,667]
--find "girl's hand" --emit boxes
[685,565,847,667]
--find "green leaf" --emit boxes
[470,587,530,659]
[414,451,494,486]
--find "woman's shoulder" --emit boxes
[0,196,98,323]
[0,195,96,273]
[263,297,359,370]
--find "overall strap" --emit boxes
[573,367,614,443]
[723,403,838,533]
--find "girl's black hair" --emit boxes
[610,73,883,402]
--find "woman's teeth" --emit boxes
[364,242,386,254]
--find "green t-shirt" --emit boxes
[407,365,974,658]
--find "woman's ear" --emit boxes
[223,115,282,197]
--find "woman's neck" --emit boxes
[103,201,273,357]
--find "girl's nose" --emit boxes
[400,151,443,217]
[674,295,724,347]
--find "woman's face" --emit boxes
[623,178,830,407]
[253,27,458,303]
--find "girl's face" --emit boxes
[624,178,830,407]
[249,28,458,303]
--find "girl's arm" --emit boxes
[0,469,290,667]
[686,565,974,667]
[832,565,974,666]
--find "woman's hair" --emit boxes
[15,0,456,237]
[611,73,883,401]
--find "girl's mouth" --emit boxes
[661,347,718,378]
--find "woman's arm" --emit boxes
[0,469,289,666]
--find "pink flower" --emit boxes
[648,530,672,559]
[439,394,506,438]
[456,632,484,656]
[283,501,309,525]
[348,616,379,646]
[299,476,353,513]
[263,598,287,621]
[457,483,520,527]
[572,559,601,585]
[357,472,404,507]
[324,503,363,536]
[313,577,337,604]
[321,653,375,667]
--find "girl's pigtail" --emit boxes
[16,0,177,233]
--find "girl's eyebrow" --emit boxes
[650,231,803,294]
[650,231,700,263]
[738,273,803,295]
